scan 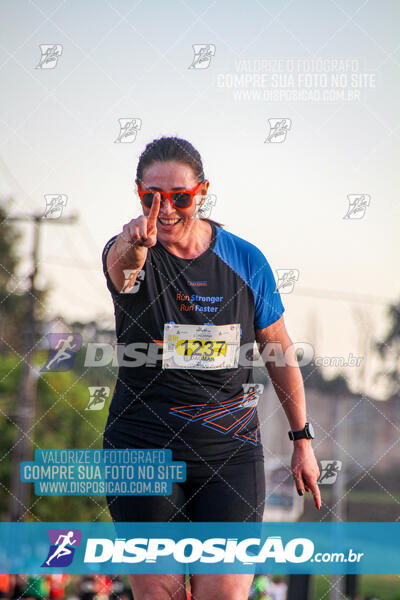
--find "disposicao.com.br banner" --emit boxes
[0,522,398,575]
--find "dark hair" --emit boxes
[135,136,224,228]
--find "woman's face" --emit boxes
[139,161,209,243]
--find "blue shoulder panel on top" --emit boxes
[213,226,285,329]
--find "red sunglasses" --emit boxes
[137,181,209,210]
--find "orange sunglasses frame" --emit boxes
[137,180,209,210]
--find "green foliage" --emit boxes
[0,202,21,286]
[359,574,400,600]
[312,574,400,600]
[0,353,112,522]
[71,347,118,388]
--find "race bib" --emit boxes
[162,323,240,370]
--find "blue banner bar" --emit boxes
[0,522,398,574]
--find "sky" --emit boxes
[0,0,399,395]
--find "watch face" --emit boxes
[306,422,314,438]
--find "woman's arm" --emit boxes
[106,194,161,292]
[255,315,321,510]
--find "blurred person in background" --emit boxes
[22,576,49,600]
[0,575,15,600]
[108,577,130,600]
[46,575,70,600]
[78,576,97,600]
[95,576,113,600]
[268,575,287,600]
[11,576,25,600]
[249,575,272,600]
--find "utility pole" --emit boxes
[8,212,77,521]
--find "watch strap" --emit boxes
[288,422,313,441]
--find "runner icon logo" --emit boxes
[41,333,82,372]
[85,386,110,411]
[42,529,82,567]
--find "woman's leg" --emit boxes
[190,574,254,600]
[185,459,266,522]
[187,459,265,599]
[105,483,190,600]
[102,430,189,600]
[127,574,187,600]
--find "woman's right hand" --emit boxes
[114,192,161,264]
[107,193,161,292]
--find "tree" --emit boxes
[0,354,110,521]
[376,299,400,400]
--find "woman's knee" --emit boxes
[192,588,248,600]
[132,587,184,600]
[140,593,175,600]
[128,574,187,600]
[190,574,254,600]
[208,589,248,600]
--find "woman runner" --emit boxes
[102,136,321,600]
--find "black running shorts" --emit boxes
[103,428,265,523]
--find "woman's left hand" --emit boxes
[291,442,321,510]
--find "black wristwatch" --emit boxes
[288,421,314,441]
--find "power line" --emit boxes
[27,260,396,306]
[295,286,392,305]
